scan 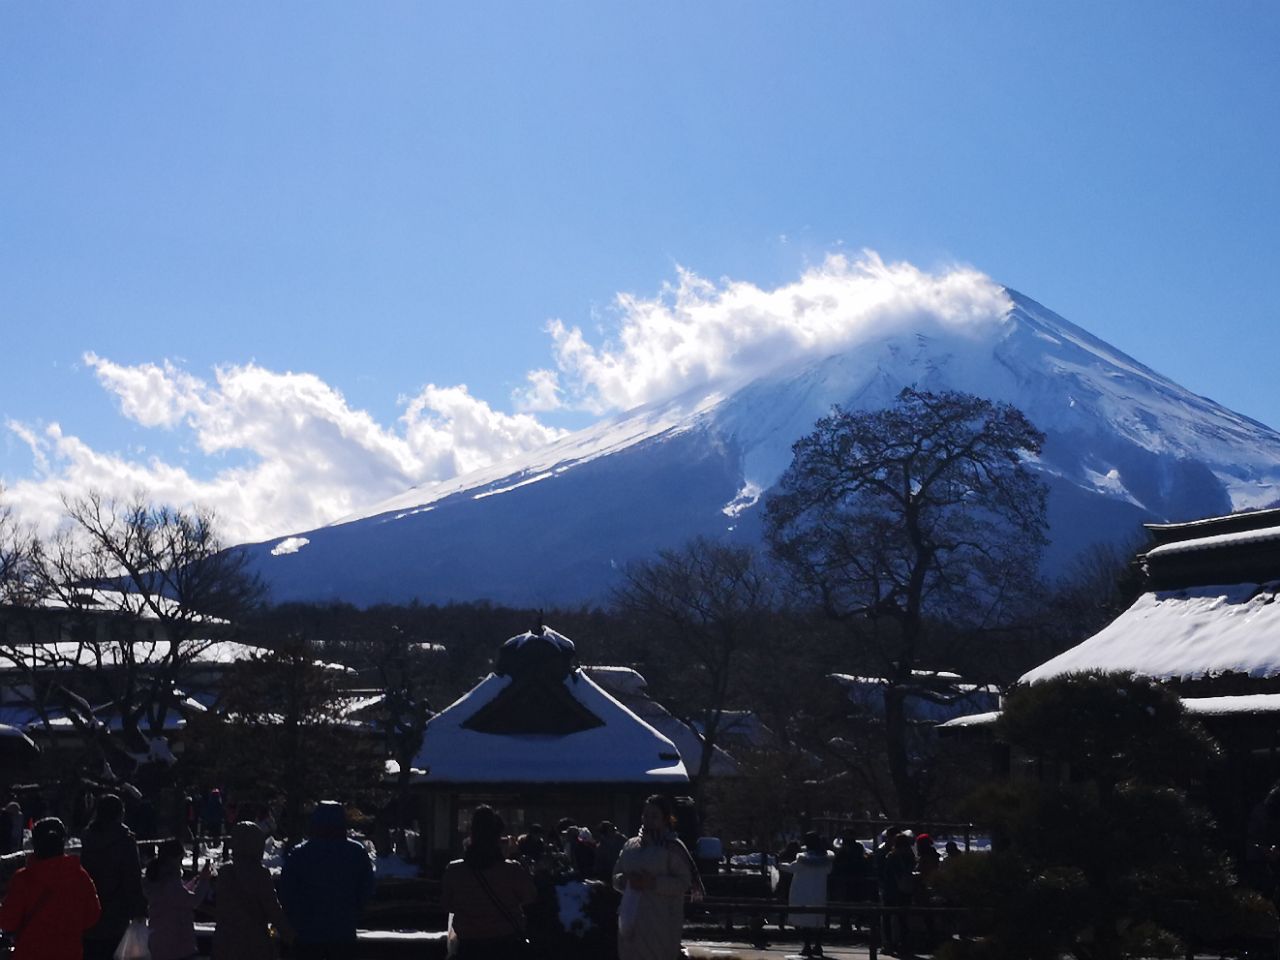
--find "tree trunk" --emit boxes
[692,710,722,807]
[883,684,919,819]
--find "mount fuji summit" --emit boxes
[240,289,1280,607]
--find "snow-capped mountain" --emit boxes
[240,290,1280,607]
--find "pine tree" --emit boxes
[937,672,1273,960]
[182,635,384,841]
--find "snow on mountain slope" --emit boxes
[327,380,727,527]
[240,289,1280,607]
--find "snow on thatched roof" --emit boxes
[1021,582,1280,684]
[0,639,353,675]
[583,666,740,777]
[409,667,688,785]
[938,696,1280,735]
[1181,694,1280,716]
[1146,526,1280,559]
[17,588,229,624]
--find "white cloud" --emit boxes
[401,384,568,477]
[541,251,1011,413]
[3,250,1011,545]
[4,361,565,544]
[512,369,562,413]
[85,353,204,428]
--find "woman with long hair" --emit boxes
[441,806,537,959]
[612,795,695,960]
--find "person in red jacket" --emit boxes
[0,817,102,959]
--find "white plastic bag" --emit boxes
[113,920,150,960]
[618,887,641,940]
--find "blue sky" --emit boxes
[3,1,1278,541]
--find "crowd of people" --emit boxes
[443,794,698,960]
[510,816,629,884]
[774,824,967,957]
[1,782,970,960]
[0,794,376,960]
[0,788,697,960]
[438,806,965,958]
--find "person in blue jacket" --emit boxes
[278,801,375,960]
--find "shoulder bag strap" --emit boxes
[666,837,706,898]
[469,863,530,943]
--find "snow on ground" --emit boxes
[473,471,553,500]
[556,880,596,936]
[270,536,310,556]
[193,923,447,943]
[722,481,763,518]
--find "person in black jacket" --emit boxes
[0,800,23,855]
[830,830,872,932]
[80,793,147,960]
[882,833,918,957]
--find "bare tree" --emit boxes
[187,633,383,843]
[765,388,1048,817]
[0,489,37,605]
[0,491,264,780]
[613,537,776,803]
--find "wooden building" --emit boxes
[946,507,1280,853]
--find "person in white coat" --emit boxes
[780,832,835,957]
[612,795,694,960]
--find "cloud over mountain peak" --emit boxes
[5,252,1019,543]
[523,251,1012,414]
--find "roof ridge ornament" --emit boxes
[494,623,577,680]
